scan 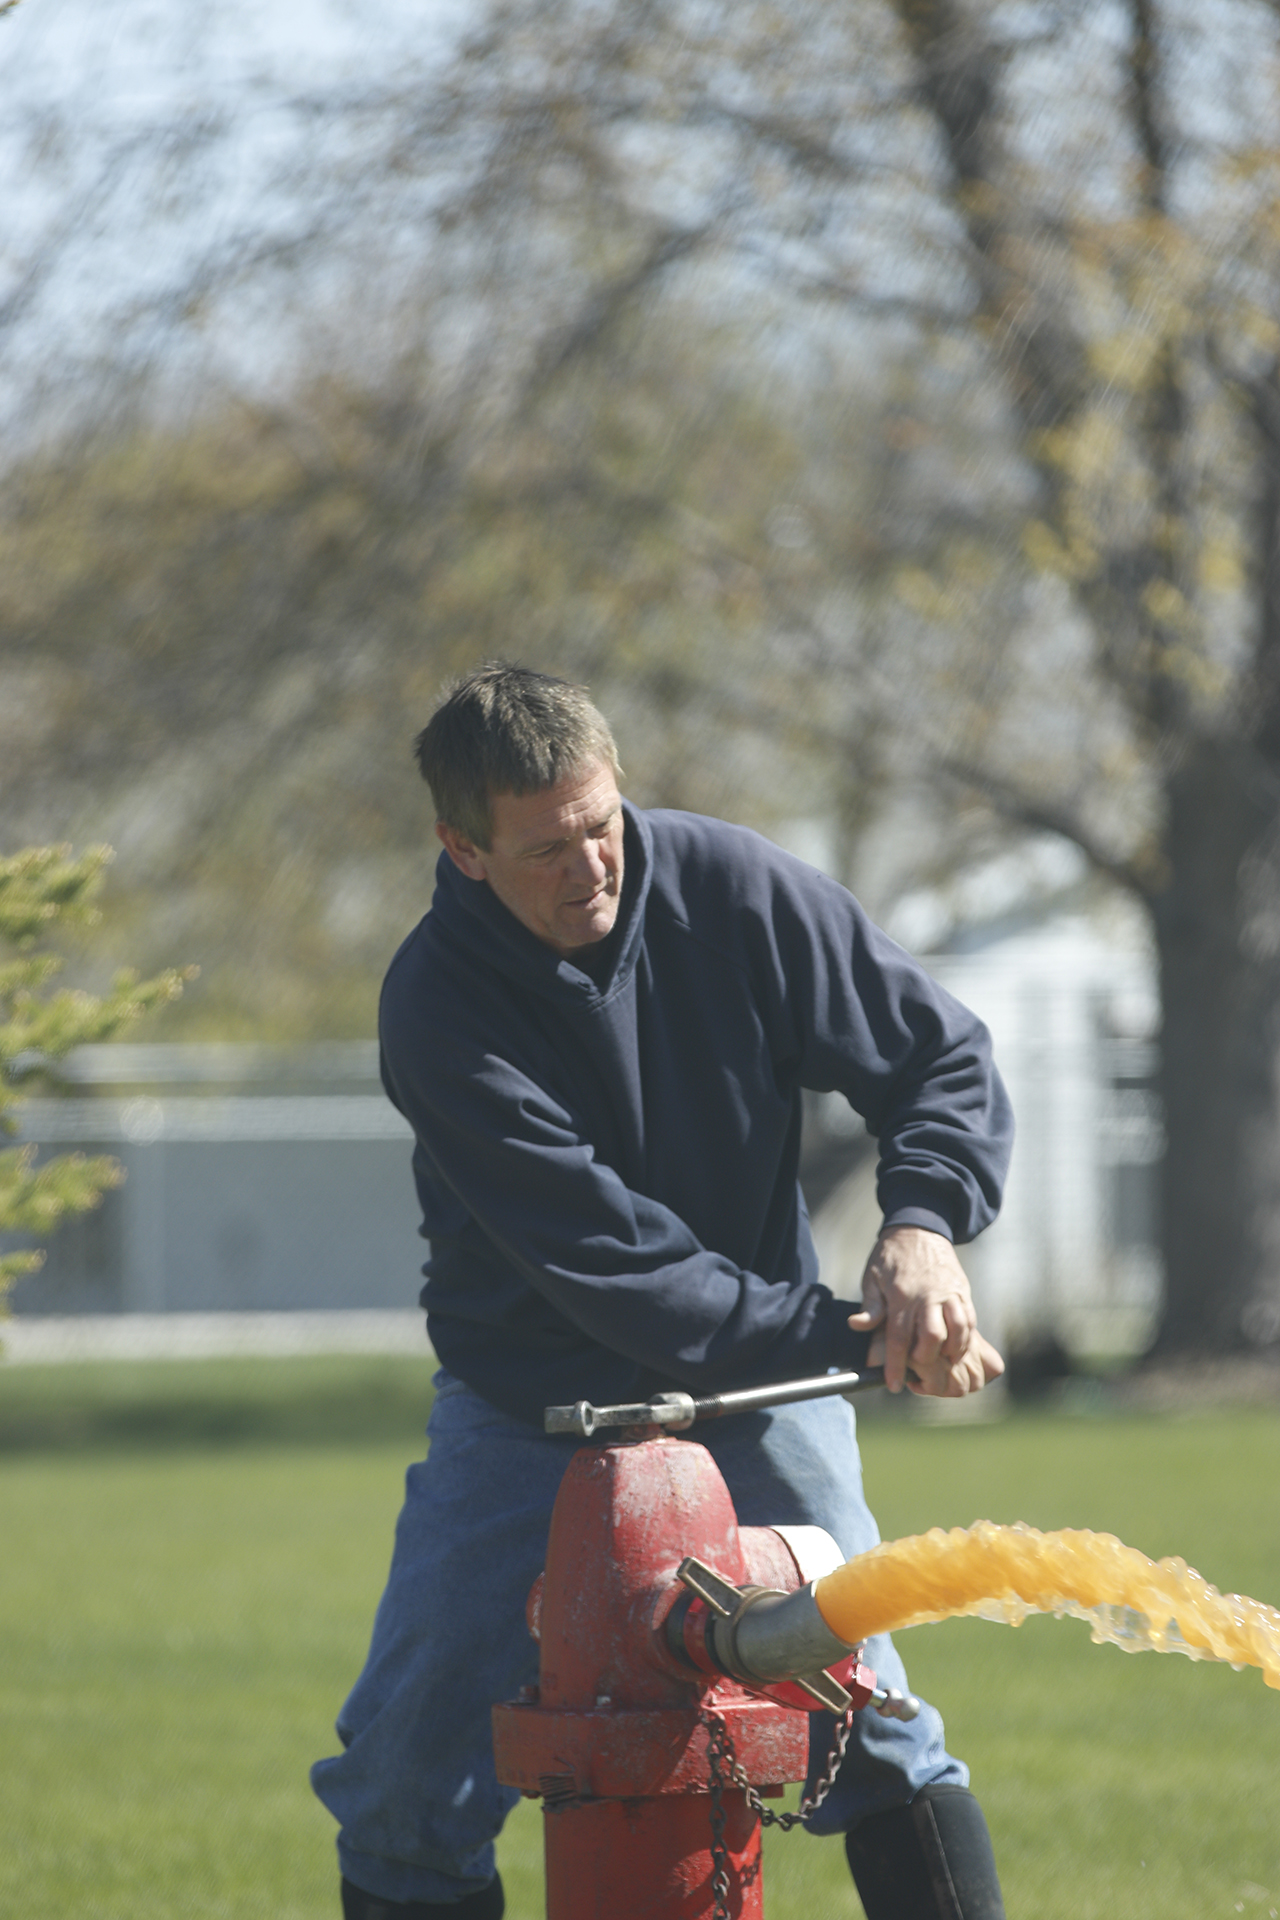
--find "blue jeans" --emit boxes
[311,1372,965,1905]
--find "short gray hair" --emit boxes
[414,661,621,848]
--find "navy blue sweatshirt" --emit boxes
[379,803,1013,1428]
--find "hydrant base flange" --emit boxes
[492,1692,802,1798]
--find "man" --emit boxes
[312,663,1014,1919]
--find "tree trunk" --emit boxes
[1151,738,1280,1354]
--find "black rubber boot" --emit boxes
[844,1785,1006,1920]
[340,1873,504,1920]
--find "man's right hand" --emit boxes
[878,1328,1005,1398]
[847,1224,1005,1397]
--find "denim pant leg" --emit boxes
[310,1373,580,1905]
[697,1394,966,1833]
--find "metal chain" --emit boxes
[780,1704,857,1827]
[702,1700,858,1852]
[702,1711,736,1920]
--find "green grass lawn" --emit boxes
[2,1356,1278,1918]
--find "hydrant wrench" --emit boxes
[544,1362,888,1438]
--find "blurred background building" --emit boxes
[4,1045,418,1320]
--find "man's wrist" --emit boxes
[879,1207,955,1243]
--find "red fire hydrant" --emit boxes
[492,1432,886,1920]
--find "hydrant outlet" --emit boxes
[733,1581,856,1682]
[670,1555,854,1685]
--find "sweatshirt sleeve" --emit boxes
[380,967,868,1394]
[757,850,1014,1244]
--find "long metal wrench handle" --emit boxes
[543,1364,886,1437]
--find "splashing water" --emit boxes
[812,1520,1280,1687]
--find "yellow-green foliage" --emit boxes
[0,345,903,1039]
[0,846,191,1303]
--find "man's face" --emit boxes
[437,760,625,958]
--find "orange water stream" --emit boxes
[812,1521,1280,1687]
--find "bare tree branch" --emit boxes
[937,756,1155,898]
[522,218,719,395]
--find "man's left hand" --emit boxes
[846,1225,1004,1397]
